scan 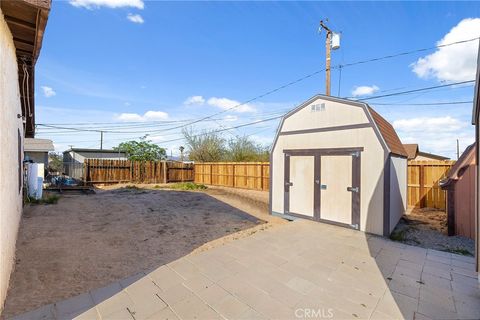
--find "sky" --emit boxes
[34,0,480,159]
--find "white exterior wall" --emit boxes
[271,97,387,235]
[0,10,24,310]
[389,156,407,233]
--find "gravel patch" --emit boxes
[391,208,474,256]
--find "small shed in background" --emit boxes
[270,95,408,236]
[440,143,476,239]
[24,138,54,166]
[63,148,127,179]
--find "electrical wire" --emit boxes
[38,36,479,137]
[159,115,284,144]
[370,101,472,106]
[353,80,475,101]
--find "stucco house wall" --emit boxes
[0,9,24,309]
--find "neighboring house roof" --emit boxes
[24,138,54,152]
[417,151,450,161]
[402,143,449,160]
[367,107,408,158]
[441,142,475,188]
[403,144,419,160]
[64,148,126,154]
[1,0,51,138]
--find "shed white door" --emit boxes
[288,156,314,217]
[320,155,353,225]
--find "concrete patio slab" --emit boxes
[8,219,480,320]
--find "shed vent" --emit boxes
[311,103,326,112]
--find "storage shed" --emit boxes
[270,95,408,236]
[24,138,54,166]
[440,143,476,239]
[63,148,127,179]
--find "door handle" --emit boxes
[285,182,293,186]
[347,187,359,193]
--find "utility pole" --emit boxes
[456,139,460,160]
[179,146,185,162]
[319,20,340,96]
[100,131,104,150]
[319,20,332,96]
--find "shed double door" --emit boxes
[284,149,361,230]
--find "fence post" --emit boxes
[232,164,235,187]
[260,163,264,191]
[163,160,167,184]
[83,160,88,185]
[210,164,213,185]
[419,164,425,208]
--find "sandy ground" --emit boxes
[2,185,281,318]
[391,207,474,255]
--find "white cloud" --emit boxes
[41,86,56,98]
[69,0,144,9]
[393,116,473,158]
[351,85,379,97]
[115,110,168,122]
[207,97,256,113]
[393,116,466,132]
[127,13,144,24]
[184,95,205,105]
[411,18,480,82]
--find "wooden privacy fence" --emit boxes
[194,162,270,191]
[84,159,454,210]
[84,159,194,184]
[407,160,455,210]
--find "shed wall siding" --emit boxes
[389,156,407,233]
[281,98,369,132]
[272,126,385,235]
[25,151,48,165]
[0,10,24,310]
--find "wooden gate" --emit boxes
[407,160,455,210]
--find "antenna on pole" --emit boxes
[319,19,340,96]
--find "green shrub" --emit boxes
[168,182,207,190]
[389,229,406,242]
[26,194,60,205]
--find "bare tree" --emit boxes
[227,135,269,162]
[182,128,226,162]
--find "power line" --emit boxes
[76,36,478,136]
[354,80,475,101]
[159,115,284,144]
[37,36,479,137]
[370,100,472,106]
[334,36,480,70]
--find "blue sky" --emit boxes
[35,1,480,159]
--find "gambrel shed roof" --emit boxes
[367,107,408,158]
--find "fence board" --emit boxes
[194,162,270,191]
[407,160,455,210]
[84,159,193,184]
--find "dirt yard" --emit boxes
[2,185,282,318]
[391,207,475,256]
